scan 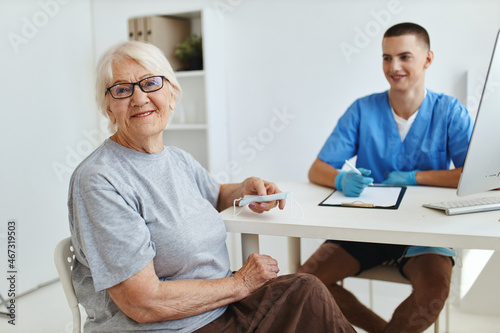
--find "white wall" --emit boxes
[0,0,96,296]
[2,0,500,314]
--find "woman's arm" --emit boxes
[107,253,279,324]
[216,177,286,212]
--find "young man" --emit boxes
[298,23,473,333]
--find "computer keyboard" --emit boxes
[423,196,500,215]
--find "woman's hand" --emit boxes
[240,177,286,213]
[217,177,286,212]
[232,253,280,297]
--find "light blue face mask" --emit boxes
[233,190,304,220]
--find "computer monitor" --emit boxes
[457,30,500,196]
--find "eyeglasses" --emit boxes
[105,76,167,99]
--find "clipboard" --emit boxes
[319,185,406,209]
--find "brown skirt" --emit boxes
[194,273,356,333]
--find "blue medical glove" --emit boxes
[381,170,418,186]
[335,168,374,197]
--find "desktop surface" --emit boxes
[221,182,500,251]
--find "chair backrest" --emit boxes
[356,264,410,284]
[54,237,81,333]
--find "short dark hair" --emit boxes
[384,22,430,50]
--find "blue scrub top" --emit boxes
[318,90,474,183]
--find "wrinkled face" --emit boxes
[382,34,433,92]
[106,58,176,142]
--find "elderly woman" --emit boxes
[68,41,355,333]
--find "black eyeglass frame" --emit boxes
[105,75,168,99]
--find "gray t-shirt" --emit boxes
[68,139,231,332]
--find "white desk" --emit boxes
[221,182,500,272]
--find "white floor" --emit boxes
[0,278,499,332]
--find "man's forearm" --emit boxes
[415,167,463,188]
[308,158,340,188]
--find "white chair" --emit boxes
[343,265,449,333]
[54,237,81,333]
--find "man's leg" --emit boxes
[298,243,388,333]
[383,254,452,333]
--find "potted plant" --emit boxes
[175,35,203,70]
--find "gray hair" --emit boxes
[95,40,182,132]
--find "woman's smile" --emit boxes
[132,110,155,118]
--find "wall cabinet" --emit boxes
[128,8,228,175]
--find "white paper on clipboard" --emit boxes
[321,186,404,208]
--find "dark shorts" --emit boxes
[325,240,455,277]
